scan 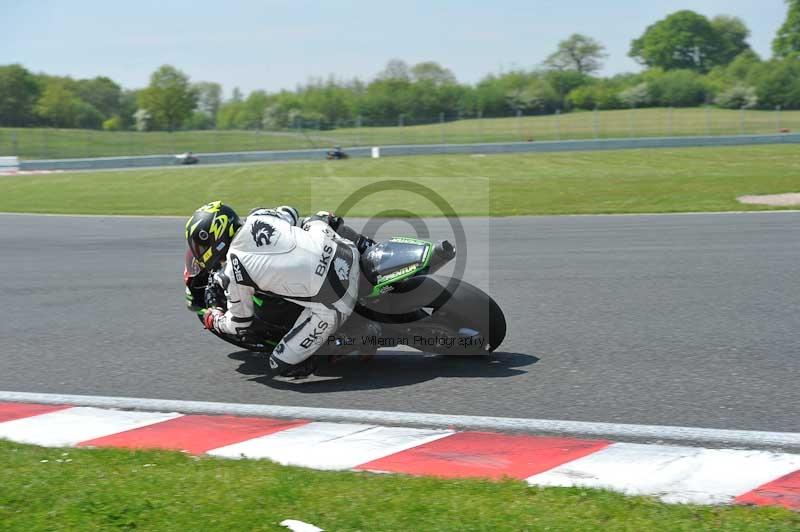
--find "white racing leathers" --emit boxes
[209,208,359,372]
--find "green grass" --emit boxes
[2,145,799,217]
[0,440,796,531]
[2,107,798,160]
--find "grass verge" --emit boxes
[0,440,797,531]
[1,145,800,217]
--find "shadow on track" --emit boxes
[227,350,538,392]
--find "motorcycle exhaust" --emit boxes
[427,240,456,274]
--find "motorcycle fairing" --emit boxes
[360,237,433,297]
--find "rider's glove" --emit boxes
[301,211,343,231]
[204,271,228,309]
[203,308,224,331]
[204,282,225,309]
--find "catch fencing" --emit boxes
[2,106,799,161]
[19,133,800,172]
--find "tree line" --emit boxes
[4,3,800,131]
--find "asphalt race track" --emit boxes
[1,212,798,432]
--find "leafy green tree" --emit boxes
[708,50,762,84]
[705,50,762,96]
[505,80,559,113]
[630,10,722,72]
[618,83,651,107]
[260,91,303,129]
[216,101,245,129]
[711,16,751,65]
[714,85,758,109]
[726,50,763,82]
[0,64,40,126]
[242,90,270,128]
[545,34,607,74]
[137,65,197,130]
[73,100,104,129]
[398,80,462,121]
[773,0,800,58]
[133,109,151,131]
[471,71,559,116]
[184,110,214,130]
[261,104,287,129]
[34,76,103,128]
[74,76,121,119]
[298,79,357,127]
[410,62,457,85]
[118,90,139,129]
[646,70,708,107]
[567,83,623,110]
[358,77,414,122]
[454,86,478,117]
[216,87,247,128]
[102,115,123,131]
[544,69,589,108]
[471,74,510,116]
[193,81,222,126]
[755,59,800,108]
[35,79,80,127]
[217,102,243,129]
[377,59,411,81]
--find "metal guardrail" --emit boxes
[0,156,19,171]
[19,133,800,171]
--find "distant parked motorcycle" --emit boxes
[175,152,199,165]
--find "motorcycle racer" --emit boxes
[185,201,361,377]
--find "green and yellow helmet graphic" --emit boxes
[186,201,242,270]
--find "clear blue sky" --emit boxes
[3,0,788,96]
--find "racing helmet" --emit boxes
[185,201,242,271]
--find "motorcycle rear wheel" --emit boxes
[423,277,506,355]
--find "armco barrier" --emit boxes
[0,156,20,172]
[18,133,800,172]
